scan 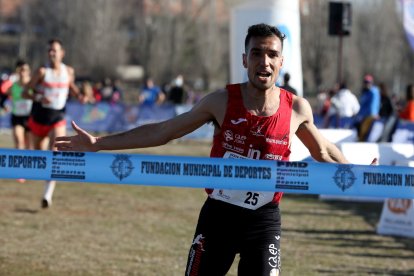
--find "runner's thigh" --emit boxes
[238,204,281,276]
[185,199,237,276]
[238,235,281,276]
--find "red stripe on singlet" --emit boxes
[41,81,69,88]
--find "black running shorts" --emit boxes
[185,197,281,276]
[11,114,30,131]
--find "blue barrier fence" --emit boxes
[0,148,413,199]
[313,114,414,144]
[1,101,413,143]
[0,101,214,139]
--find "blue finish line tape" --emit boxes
[0,148,413,199]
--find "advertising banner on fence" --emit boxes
[377,199,414,238]
[0,149,413,200]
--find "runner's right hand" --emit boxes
[54,121,98,152]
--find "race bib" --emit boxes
[13,100,32,116]
[209,151,274,210]
[43,89,68,110]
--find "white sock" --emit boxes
[43,180,56,202]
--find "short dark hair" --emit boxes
[15,59,27,69]
[244,23,286,52]
[48,38,64,48]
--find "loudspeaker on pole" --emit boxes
[328,1,352,36]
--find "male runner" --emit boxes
[24,39,83,208]
[55,24,350,275]
[5,60,33,151]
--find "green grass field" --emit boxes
[0,133,413,275]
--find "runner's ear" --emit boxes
[242,53,247,68]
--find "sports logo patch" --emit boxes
[111,154,134,180]
[333,165,356,191]
[231,118,247,125]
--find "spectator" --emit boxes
[320,88,336,127]
[399,84,414,121]
[186,89,203,105]
[100,77,115,102]
[92,81,103,102]
[315,88,328,116]
[354,74,380,141]
[111,79,123,103]
[391,92,404,113]
[377,82,398,142]
[280,72,297,95]
[0,70,18,96]
[80,81,96,104]
[378,83,394,119]
[324,82,359,128]
[0,74,9,109]
[139,77,165,106]
[168,74,186,104]
[0,73,14,108]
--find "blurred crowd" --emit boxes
[68,74,203,106]
[315,74,414,142]
[1,61,413,145]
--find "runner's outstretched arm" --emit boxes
[55,90,225,152]
[294,97,348,163]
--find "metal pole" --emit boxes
[337,33,343,84]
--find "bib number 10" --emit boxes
[244,192,259,206]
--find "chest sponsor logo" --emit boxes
[266,134,289,145]
[235,133,247,144]
[247,144,261,159]
[231,118,247,125]
[265,153,283,160]
[222,142,244,153]
[223,130,246,144]
[250,125,265,137]
[224,130,233,142]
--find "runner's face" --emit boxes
[48,42,64,64]
[243,35,283,91]
[18,64,30,79]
